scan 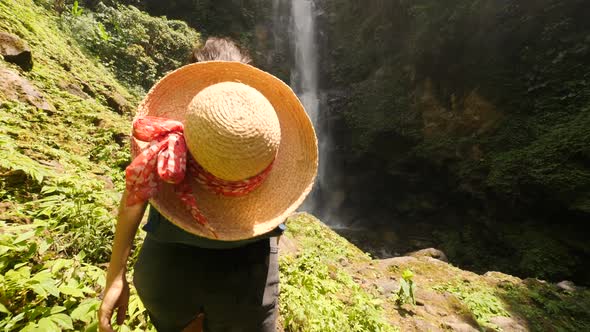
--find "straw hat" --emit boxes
[131,61,318,241]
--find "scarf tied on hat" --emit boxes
[125,116,274,238]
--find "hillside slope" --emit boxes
[0,0,151,330]
[282,214,590,332]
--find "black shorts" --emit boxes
[133,234,279,332]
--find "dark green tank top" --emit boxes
[143,206,285,249]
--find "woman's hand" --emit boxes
[98,275,130,332]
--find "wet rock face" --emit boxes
[0,68,54,112]
[0,32,33,71]
[310,0,590,285]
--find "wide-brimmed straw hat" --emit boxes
[131,61,318,241]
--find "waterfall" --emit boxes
[271,0,338,221]
[280,0,323,214]
[290,0,320,127]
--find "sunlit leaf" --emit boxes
[50,306,66,315]
[50,313,74,330]
[13,231,36,244]
[38,317,60,331]
[71,299,100,323]
[38,240,51,255]
[0,302,10,314]
[58,285,85,297]
[30,284,48,298]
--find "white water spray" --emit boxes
[272,0,334,218]
[289,0,324,214]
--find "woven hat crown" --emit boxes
[184,82,281,181]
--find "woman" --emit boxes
[98,39,317,332]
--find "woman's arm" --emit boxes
[98,189,147,332]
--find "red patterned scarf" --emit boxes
[125,116,274,238]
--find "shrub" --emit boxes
[63,2,200,91]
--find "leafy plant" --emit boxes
[62,2,200,91]
[0,1,151,330]
[280,252,397,332]
[96,22,109,41]
[279,215,397,332]
[433,279,510,330]
[0,134,51,190]
[70,0,83,17]
[394,269,416,306]
[499,279,590,331]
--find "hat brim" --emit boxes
[132,61,318,241]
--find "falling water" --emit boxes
[272,0,336,220]
[288,0,323,214]
[290,0,320,127]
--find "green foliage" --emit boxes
[487,108,590,212]
[0,133,51,188]
[62,3,200,91]
[0,240,153,331]
[70,0,83,17]
[498,279,590,332]
[434,222,583,283]
[343,68,418,155]
[120,0,270,41]
[0,0,151,330]
[394,269,416,306]
[88,127,130,172]
[323,0,590,283]
[433,279,510,330]
[28,174,120,262]
[280,214,397,332]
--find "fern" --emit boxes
[0,134,50,185]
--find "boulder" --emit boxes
[556,280,576,292]
[57,80,91,99]
[374,279,399,295]
[412,319,443,332]
[0,68,55,112]
[408,248,449,262]
[104,91,132,115]
[0,32,33,71]
[377,256,419,267]
[442,321,479,332]
[489,316,527,332]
